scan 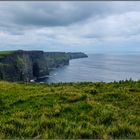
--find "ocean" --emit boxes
[39,54,140,83]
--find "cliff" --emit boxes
[0,50,49,81]
[44,52,69,70]
[67,52,88,59]
[0,50,87,82]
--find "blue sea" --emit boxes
[40,54,140,83]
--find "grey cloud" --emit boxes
[0,2,112,28]
[1,3,77,27]
[0,2,111,36]
[0,1,140,30]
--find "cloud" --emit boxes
[81,11,140,39]
[0,2,109,28]
[0,1,140,52]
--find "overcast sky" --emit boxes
[0,1,140,53]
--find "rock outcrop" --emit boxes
[0,50,88,82]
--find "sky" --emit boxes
[0,1,140,53]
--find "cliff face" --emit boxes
[0,50,48,81]
[0,50,87,82]
[0,51,30,81]
[44,52,69,70]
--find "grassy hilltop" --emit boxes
[0,50,16,55]
[0,80,140,139]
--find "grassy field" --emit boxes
[0,80,140,138]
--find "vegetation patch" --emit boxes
[0,50,16,55]
[0,80,140,138]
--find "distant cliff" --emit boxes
[67,52,88,59]
[0,50,88,82]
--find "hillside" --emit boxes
[0,80,140,138]
[0,50,87,82]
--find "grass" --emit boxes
[0,50,16,55]
[0,80,140,138]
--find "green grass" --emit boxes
[0,80,140,138]
[0,50,16,55]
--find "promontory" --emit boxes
[0,50,88,82]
